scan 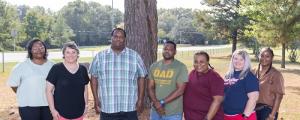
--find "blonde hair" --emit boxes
[225,49,251,79]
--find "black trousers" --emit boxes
[255,103,278,120]
[19,106,53,120]
[100,111,138,120]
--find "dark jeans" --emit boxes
[255,103,278,120]
[100,111,138,120]
[19,106,53,120]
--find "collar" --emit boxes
[107,47,128,54]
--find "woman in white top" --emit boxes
[7,39,54,120]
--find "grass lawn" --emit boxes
[0,47,300,119]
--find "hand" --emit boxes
[156,107,166,116]
[152,101,165,116]
[50,109,60,120]
[136,99,144,114]
[153,101,162,110]
[267,114,275,120]
[94,101,100,114]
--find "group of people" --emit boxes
[7,28,284,120]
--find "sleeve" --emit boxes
[148,64,155,80]
[136,53,147,78]
[82,65,90,85]
[209,71,225,96]
[7,63,22,87]
[89,54,99,77]
[245,72,259,93]
[272,72,285,95]
[177,64,188,84]
[46,65,58,86]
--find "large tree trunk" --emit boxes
[281,42,286,68]
[124,0,158,107]
[231,30,237,53]
[124,0,157,69]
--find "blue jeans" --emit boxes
[100,111,138,120]
[150,109,182,120]
[255,103,278,120]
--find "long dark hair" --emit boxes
[256,47,274,78]
[194,51,214,69]
[26,39,48,60]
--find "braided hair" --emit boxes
[256,47,274,78]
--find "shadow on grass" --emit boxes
[286,86,300,96]
[280,69,300,75]
[0,107,19,120]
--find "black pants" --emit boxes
[255,103,278,120]
[19,106,53,120]
[100,111,138,120]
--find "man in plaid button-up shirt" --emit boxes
[89,28,147,120]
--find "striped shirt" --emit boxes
[89,47,147,113]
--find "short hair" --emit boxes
[62,41,80,56]
[111,28,126,38]
[164,40,176,50]
[26,39,48,60]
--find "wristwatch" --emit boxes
[159,99,165,107]
[242,113,249,118]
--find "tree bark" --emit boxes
[125,0,158,107]
[124,0,157,69]
[281,42,286,68]
[231,30,237,53]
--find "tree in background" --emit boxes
[0,0,20,51]
[242,0,300,68]
[125,0,158,69]
[202,0,250,53]
[60,0,123,46]
[157,8,209,45]
[22,7,54,46]
[50,14,74,47]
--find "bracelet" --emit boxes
[159,99,165,107]
[242,113,249,118]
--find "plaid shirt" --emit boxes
[89,47,147,113]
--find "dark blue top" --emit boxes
[223,71,259,115]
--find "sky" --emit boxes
[5,0,204,12]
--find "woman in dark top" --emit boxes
[223,50,259,120]
[184,51,224,120]
[46,42,89,120]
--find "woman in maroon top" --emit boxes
[183,51,224,120]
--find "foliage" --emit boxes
[202,0,251,52]
[288,40,300,62]
[241,0,300,67]
[0,0,124,50]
